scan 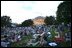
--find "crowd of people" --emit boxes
[1,23,71,47]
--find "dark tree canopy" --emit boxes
[1,16,12,27]
[44,16,55,25]
[21,19,33,27]
[56,1,71,24]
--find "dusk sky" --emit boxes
[1,1,63,24]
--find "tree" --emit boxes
[49,16,55,25]
[44,16,55,25]
[44,16,49,25]
[1,16,12,27]
[56,1,71,24]
[21,19,33,27]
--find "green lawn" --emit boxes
[48,27,57,41]
[11,34,32,47]
[57,41,71,47]
[10,27,71,47]
[47,27,71,47]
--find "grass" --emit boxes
[11,34,32,47]
[57,41,71,47]
[47,27,71,47]
[48,27,57,41]
[10,27,71,47]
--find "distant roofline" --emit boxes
[34,16,45,19]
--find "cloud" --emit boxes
[32,1,63,16]
[1,1,63,24]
